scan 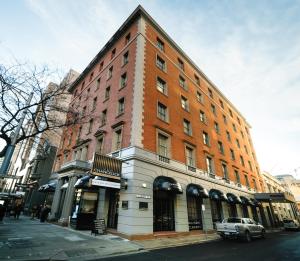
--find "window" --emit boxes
[107,66,113,79]
[96,136,104,154]
[85,88,90,100]
[232,123,237,132]
[179,76,187,90]
[82,106,86,117]
[230,149,235,160]
[157,77,167,94]
[237,117,241,125]
[183,119,192,135]
[87,119,93,134]
[252,179,257,191]
[77,126,82,140]
[96,78,101,89]
[181,96,189,111]
[236,138,240,148]
[214,122,220,134]
[178,58,184,71]
[185,146,195,167]
[208,88,213,98]
[219,99,224,109]
[111,48,116,59]
[92,97,97,111]
[157,102,168,122]
[125,33,131,45]
[112,127,122,151]
[99,61,104,71]
[229,108,233,117]
[120,72,127,88]
[89,72,94,82]
[241,131,244,138]
[203,131,210,146]
[234,170,240,184]
[221,163,228,180]
[226,131,231,142]
[118,98,125,115]
[196,91,203,103]
[218,141,224,155]
[244,174,250,188]
[157,37,164,51]
[240,155,245,166]
[81,81,85,90]
[105,86,110,99]
[244,145,248,154]
[206,156,214,174]
[156,55,166,71]
[245,127,249,134]
[248,161,253,171]
[195,75,200,85]
[123,51,129,65]
[157,133,169,157]
[211,104,216,115]
[101,110,107,126]
[223,114,227,124]
[200,110,206,123]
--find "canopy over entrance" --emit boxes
[187,184,209,198]
[254,193,296,203]
[153,176,183,194]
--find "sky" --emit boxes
[1,0,300,178]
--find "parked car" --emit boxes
[283,219,300,231]
[216,217,266,242]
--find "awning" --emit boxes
[250,198,260,206]
[254,193,296,203]
[61,182,69,189]
[153,176,183,194]
[209,189,228,201]
[227,193,242,204]
[74,175,92,189]
[187,184,209,198]
[38,181,57,193]
[240,196,253,206]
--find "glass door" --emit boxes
[187,196,203,230]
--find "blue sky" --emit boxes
[1,0,300,177]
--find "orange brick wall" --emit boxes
[142,21,263,191]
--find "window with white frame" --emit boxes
[183,119,192,135]
[101,109,107,126]
[157,132,169,157]
[234,170,240,184]
[157,77,167,94]
[218,141,224,155]
[196,91,203,103]
[203,131,210,146]
[200,110,206,123]
[120,72,127,88]
[117,98,125,115]
[179,76,187,90]
[96,136,104,154]
[157,102,168,122]
[214,121,220,134]
[112,127,123,151]
[157,37,164,52]
[181,96,189,111]
[185,146,195,167]
[107,66,113,79]
[230,149,235,160]
[221,163,229,180]
[123,51,129,65]
[206,156,214,174]
[156,55,166,71]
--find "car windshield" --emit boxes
[283,220,293,223]
[227,218,241,223]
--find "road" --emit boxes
[102,230,300,261]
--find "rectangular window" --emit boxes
[111,48,116,59]
[244,145,248,154]
[200,110,206,123]
[125,33,131,45]
[211,104,216,115]
[92,97,97,110]
[156,55,166,71]
[236,138,240,148]
[88,119,93,134]
[221,163,228,180]
[223,114,227,124]
[181,96,189,111]
[226,131,231,142]
[113,128,122,151]
[107,66,113,79]
[179,76,187,90]
[81,81,85,90]
[230,149,235,160]
[157,77,167,94]
[158,133,169,157]
[240,155,245,166]
[120,72,127,88]
[234,170,240,184]
[178,58,184,71]
[183,119,192,135]
[122,51,129,65]
[101,110,107,126]
[157,102,168,122]
[244,174,250,188]
[214,122,220,134]
[96,78,101,89]
[85,88,90,100]
[237,117,241,125]
[105,86,110,99]
[203,131,210,146]
[229,108,233,117]
[157,37,164,51]
[248,161,253,171]
[196,91,203,103]
[118,98,125,115]
[218,141,224,155]
[206,156,214,174]
[252,179,257,191]
[233,123,237,132]
[82,106,86,117]
[208,88,213,98]
[99,61,104,72]
[219,99,224,109]
[89,72,94,82]
[96,137,104,154]
[185,146,195,167]
[195,75,200,85]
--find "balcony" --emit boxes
[158,155,170,164]
[60,160,91,172]
[187,165,196,172]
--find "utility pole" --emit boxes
[0,92,34,176]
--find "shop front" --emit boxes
[209,189,227,227]
[226,193,242,217]
[240,196,251,218]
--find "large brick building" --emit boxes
[50,6,266,237]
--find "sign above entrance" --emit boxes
[91,153,122,180]
[91,179,121,189]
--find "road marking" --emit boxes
[64,235,85,241]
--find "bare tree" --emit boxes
[0,61,80,158]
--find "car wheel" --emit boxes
[244,231,251,242]
[261,229,266,239]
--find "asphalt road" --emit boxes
[101,230,300,261]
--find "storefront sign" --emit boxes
[136,194,151,199]
[91,179,121,189]
[91,153,122,180]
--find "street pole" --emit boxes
[0,92,34,176]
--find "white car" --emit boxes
[283,219,300,231]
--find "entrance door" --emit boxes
[228,204,237,217]
[210,199,223,224]
[153,191,175,232]
[107,190,119,229]
[187,196,203,230]
[242,205,249,218]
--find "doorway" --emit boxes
[107,189,119,229]
[187,196,203,230]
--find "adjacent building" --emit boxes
[50,6,266,238]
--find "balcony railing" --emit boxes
[158,155,170,163]
[187,165,196,172]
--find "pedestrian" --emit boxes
[0,204,5,223]
[40,205,50,222]
[14,204,22,219]
[31,205,37,220]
